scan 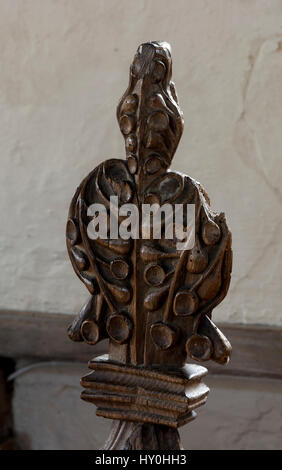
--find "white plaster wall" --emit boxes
[0,0,281,325]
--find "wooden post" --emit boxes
[66,42,232,450]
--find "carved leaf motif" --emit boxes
[66,42,232,368]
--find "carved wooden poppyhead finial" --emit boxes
[66,42,232,443]
[117,41,183,178]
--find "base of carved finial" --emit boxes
[80,355,209,428]
[102,420,182,450]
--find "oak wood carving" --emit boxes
[66,42,232,450]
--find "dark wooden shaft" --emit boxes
[102,420,182,450]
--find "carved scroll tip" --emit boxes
[137,40,171,53]
[67,323,82,342]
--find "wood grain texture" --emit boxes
[0,310,281,379]
[64,42,235,448]
[81,354,209,427]
[102,420,182,450]
[66,41,232,370]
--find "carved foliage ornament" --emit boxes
[66,42,232,435]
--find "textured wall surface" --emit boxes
[0,0,281,325]
[12,363,282,450]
